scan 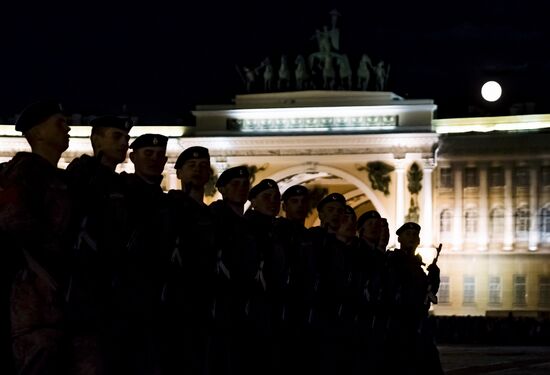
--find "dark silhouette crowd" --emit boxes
[434,315,550,346]
[1,101,443,374]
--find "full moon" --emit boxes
[481,81,502,102]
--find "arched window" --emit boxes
[490,207,505,240]
[515,206,530,240]
[440,209,452,234]
[464,208,478,235]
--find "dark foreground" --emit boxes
[440,345,550,374]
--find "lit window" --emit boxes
[440,209,452,234]
[515,206,530,240]
[513,275,527,306]
[490,207,505,240]
[541,206,550,242]
[539,276,550,307]
[465,209,478,235]
[440,168,453,188]
[488,276,501,305]
[439,276,450,304]
[463,276,475,305]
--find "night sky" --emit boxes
[1,1,549,124]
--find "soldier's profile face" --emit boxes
[398,229,420,251]
[221,177,250,205]
[338,213,357,238]
[177,158,211,187]
[95,128,129,164]
[319,201,344,231]
[251,188,281,217]
[283,195,309,221]
[36,113,70,153]
[130,146,167,178]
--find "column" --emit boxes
[529,165,539,251]
[395,163,406,244]
[168,172,179,190]
[452,164,463,251]
[478,163,489,251]
[503,164,514,250]
[421,164,434,248]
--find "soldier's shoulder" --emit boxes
[66,154,94,168]
[1,153,47,183]
[208,199,225,212]
[65,154,98,179]
[308,226,325,235]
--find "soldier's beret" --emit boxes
[281,185,309,202]
[129,134,168,150]
[317,192,346,211]
[90,115,133,131]
[249,179,279,200]
[215,165,250,188]
[396,221,421,236]
[357,210,382,229]
[174,146,210,169]
[15,100,64,132]
[343,205,357,219]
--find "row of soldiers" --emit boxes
[0,100,442,374]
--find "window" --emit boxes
[515,206,530,240]
[464,167,479,187]
[489,167,504,187]
[439,276,450,304]
[490,207,505,240]
[488,276,501,305]
[515,167,529,187]
[541,206,550,242]
[463,276,475,305]
[440,168,453,188]
[513,275,527,306]
[464,209,478,235]
[539,276,550,307]
[541,166,550,187]
[440,209,452,234]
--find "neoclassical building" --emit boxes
[1,91,549,317]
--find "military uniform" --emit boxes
[307,193,350,375]
[242,179,288,375]
[113,134,172,375]
[65,115,132,375]
[382,222,442,375]
[162,146,217,375]
[0,101,73,375]
[208,166,254,375]
[351,210,388,374]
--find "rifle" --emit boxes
[424,244,442,305]
[431,243,442,266]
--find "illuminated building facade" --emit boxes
[1,90,549,317]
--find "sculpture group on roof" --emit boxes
[237,9,391,93]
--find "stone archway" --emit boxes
[268,163,388,219]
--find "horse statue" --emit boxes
[278,55,291,90]
[374,60,390,91]
[261,57,274,91]
[336,54,352,89]
[237,65,257,92]
[295,55,311,90]
[357,54,373,91]
[321,54,336,89]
